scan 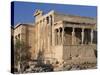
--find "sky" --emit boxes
[11,1,97,26]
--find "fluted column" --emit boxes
[72,28,75,45]
[40,21,42,51]
[44,19,48,51]
[91,29,93,44]
[54,30,55,46]
[58,28,60,45]
[56,29,58,45]
[55,29,57,46]
[81,28,84,44]
[55,30,57,46]
[62,27,64,45]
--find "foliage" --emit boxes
[14,39,31,72]
[37,50,44,64]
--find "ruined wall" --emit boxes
[63,45,97,64]
[14,24,36,59]
[14,25,23,44]
[53,46,63,62]
[27,25,36,59]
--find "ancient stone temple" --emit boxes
[34,9,97,64]
[13,9,97,65]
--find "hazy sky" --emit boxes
[11,1,97,26]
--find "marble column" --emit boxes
[44,19,47,50]
[54,30,56,46]
[72,28,75,45]
[62,27,64,45]
[55,29,58,46]
[59,28,62,45]
[91,29,93,44]
[81,28,84,44]
[55,30,57,46]
[40,21,42,51]
[56,29,58,45]
[50,16,52,46]
[58,28,60,45]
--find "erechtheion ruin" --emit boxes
[12,9,97,65]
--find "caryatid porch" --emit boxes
[53,20,97,64]
[54,21,96,46]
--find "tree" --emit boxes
[37,50,44,65]
[14,39,31,73]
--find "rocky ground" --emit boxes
[14,61,97,73]
[61,62,96,71]
[14,61,54,73]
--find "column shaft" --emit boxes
[57,29,59,45]
[72,28,75,45]
[62,27,64,45]
[91,29,93,44]
[81,28,84,44]
[58,29,60,45]
[56,30,57,45]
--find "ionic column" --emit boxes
[59,28,62,45]
[40,21,42,51]
[43,19,45,49]
[48,16,51,50]
[91,29,93,44]
[57,29,59,45]
[72,28,75,45]
[55,30,57,46]
[44,19,47,50]
[62,27,64,45]
[54,30,56,46]
[81,28,84,44]
[58,28,60,45]
[55,29,57,46]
